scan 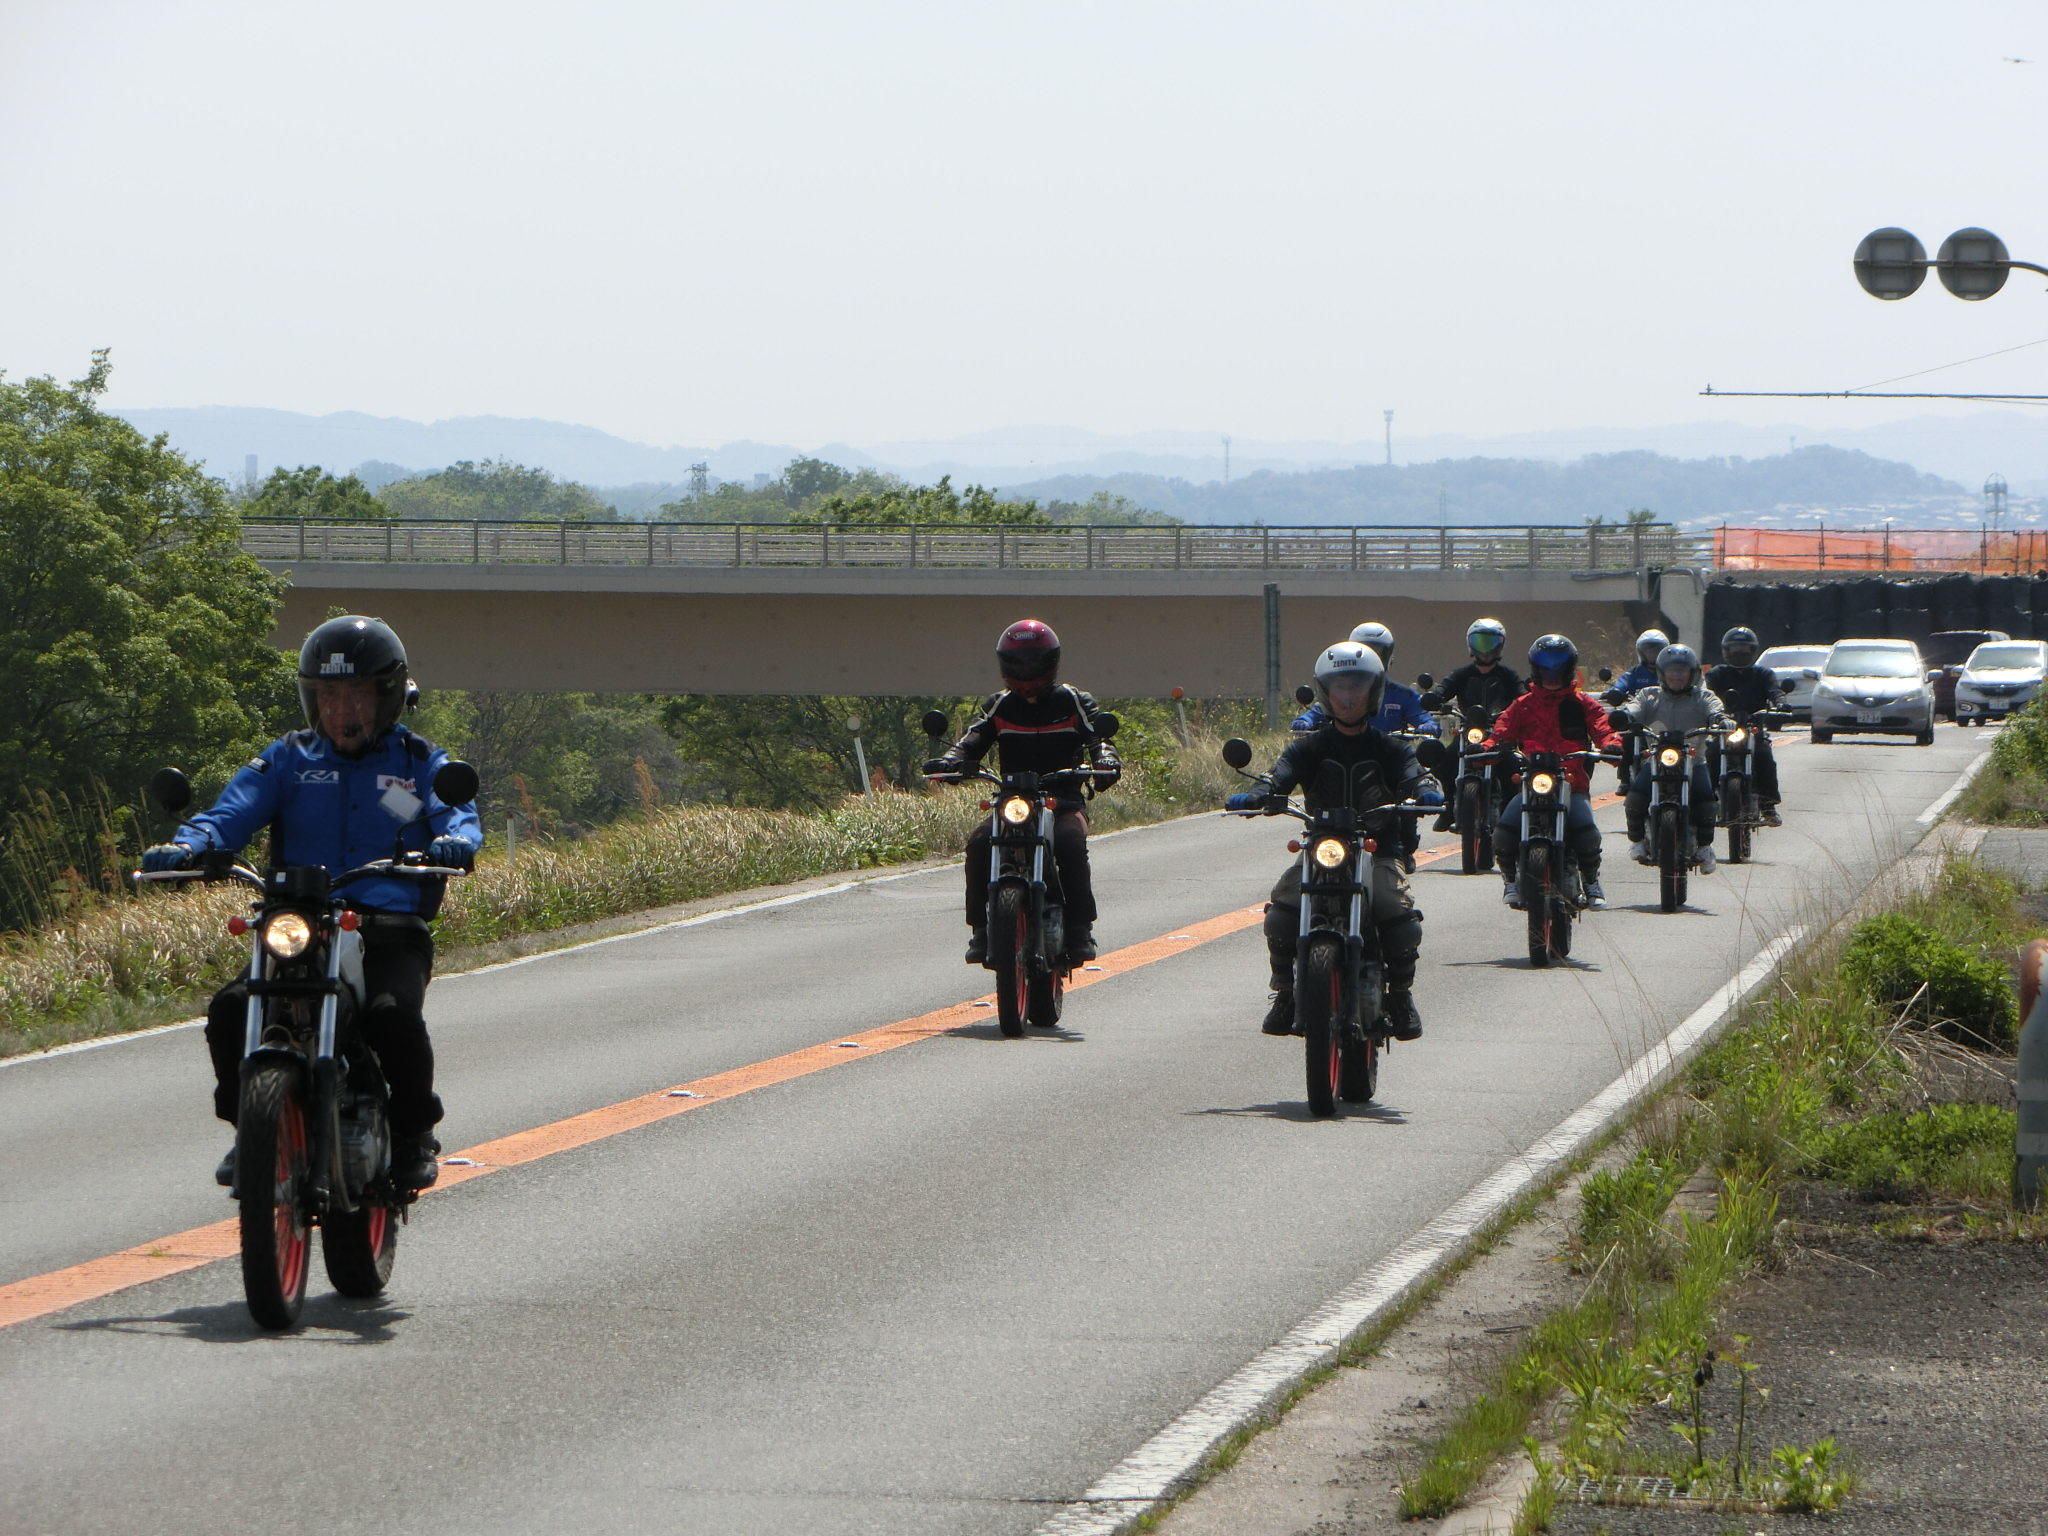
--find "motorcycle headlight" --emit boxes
[1528,772,1556,796]
[1465,726,1485,745]
[999,796,1034,825]
[261,911,314,959]
[1726,728,1747,745]
[1311,837,1350,869]
[1657,747,1682,768]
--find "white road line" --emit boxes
[0,810,1210,1072]
[1915,745,1995,824]
[1033,928,1809,1536]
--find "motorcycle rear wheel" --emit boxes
[1656,807,1686,913]
[1721,778,1750,864]
[1027,955,1066,1028]
[989,884,1030,1038]
[1297,936,1345,1117]
[1457,782,1486,874]
[237,1063,312,1331]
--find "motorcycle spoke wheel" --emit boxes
[1457,783,1483,874]
[1027,952,1066,1027]
[237,1064,311,1330]
[989,885,1029,1038]
[1521,850,1552,968]
[1297,938,1344,1117]
[1721,780,1750,863]
[1656,810,1684,912]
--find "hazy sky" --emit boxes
[4,0,2045,448]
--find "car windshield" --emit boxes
[1826,646,1921,680]
[1967,643,2045,671]
[1761,648,1828,669]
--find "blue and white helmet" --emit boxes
[1314,641,1387,717]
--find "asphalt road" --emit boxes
[0,725,1986,1536]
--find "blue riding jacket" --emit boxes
[1600,662,1659,706]
[170,726,482,916]
[1290,679,1441,737]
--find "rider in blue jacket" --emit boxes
[145,616,481,1191]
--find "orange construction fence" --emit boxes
[1715,526,2048,574]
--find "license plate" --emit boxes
[1856,711,1884,724]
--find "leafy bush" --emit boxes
[1801,1103,2016,1202]
[1839,913,2017,1051]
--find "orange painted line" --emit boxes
[1,802,1637,1333]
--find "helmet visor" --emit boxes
[1469,629,1505,659]
[1530,646,1576,685]
[1724,643,1758,665]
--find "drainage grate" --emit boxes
[1567,1476,1681,1503]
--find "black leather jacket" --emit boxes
[934,684,1121,808]
[1265,724,1428,822]
[1429,663,1525,719]
[1704,664,1784,719]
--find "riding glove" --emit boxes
[427,837,475,871]
[142,843,196,872]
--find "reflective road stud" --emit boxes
[2015,940,2048,1211]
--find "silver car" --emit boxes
[1953,639,2047,725]
[1810,639,1935,746]
[1757,644,1831,719]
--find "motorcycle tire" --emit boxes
[1457,781,1485,874]
[237,1062,312,1331]
[1521,847,1554,968]
[1027,956,1066,1028]
[1549,844,1575,960]
[322,1101,399,1298]
[1721,778,1750,864]
[1656,806,1686,913]
[1297,935,1345,1118]
[989,884,1030,1039]
[1810,726,1833,745]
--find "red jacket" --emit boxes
[1482,687,1621,793]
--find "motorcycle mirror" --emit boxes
[1092,711,1120,740]
[148,767,192,817]
[921,709,951,738]
[1414,672,1434,691]
[1294,684,1316,706]
[1596,667,1613,682]
[1220,737,1254,770]
[432,760,480,807]
[405,679,423,712]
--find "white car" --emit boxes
[1757,645,1831,719]
[1953,639,2047,725]
[1810,639,1935,746]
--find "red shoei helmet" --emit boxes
[996,619,1061,683]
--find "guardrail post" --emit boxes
[1263,582,1282,727]
[1087,525,1097,569]
[646,521,655,565]
[908,524,918,568]
[1526,527,1538,568]
[1173,526,1184,570]
[734,524,743,567]
[558,521,567,564]
[1350,527,1360,570]
[1588,524,1601,569]
[472,521,480,563]
[2018,940,2048,1210]
[385,522,393,562]
[1262,527,1272,569]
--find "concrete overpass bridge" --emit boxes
[245,519,1712,697]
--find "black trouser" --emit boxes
[1493,789,1603,879]
[965,807,1095,928]
[1625,763,1716,844]
[1264,862,1422,993]
[205,920,441,1137]
[1704,735,1781,805]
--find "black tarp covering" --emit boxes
[1702,575,2047,660]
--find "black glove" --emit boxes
[1091,764,1121,789]
[922,758,957,777]
[427,837,475,871]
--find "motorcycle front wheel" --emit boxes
[989,884,1030,1038]
[1027,954,1066,1028]
[237,1063,312,1330]
[1457,781,1485,874]
[1521,846,1555,967]
[1721,777,1750,864]
[1655,806,1686,913]
[1296,936,1346,1117]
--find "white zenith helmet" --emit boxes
[1349,621,1395,664]
[1634,628,1671,668]
[1313,641,1387,717]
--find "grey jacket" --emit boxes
[1619,686,1734,737]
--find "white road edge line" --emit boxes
[1031,926,1808,1536]
[1915,744,1995,824]
[0,809,1212,1072]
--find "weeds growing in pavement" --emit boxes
[0,729,1262,1058]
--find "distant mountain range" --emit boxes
[111,405,2040,526]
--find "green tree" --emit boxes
[243,464,392,520]
[793,474,1052,527]
[0,352,293,923]
[661,695,970,809]
[379,459,619,522]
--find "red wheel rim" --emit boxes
[1013,904,1029,1021]
[273,1094,309,1300]
[365,1204,388,1255]
[1326,965,1342,1096]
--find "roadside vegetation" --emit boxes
[1398,855,2035,1527]
[1958,689,2048,824]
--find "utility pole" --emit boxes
[1263,583,1282,728]
[1986,472,2009,534]
[1383,409,1394,466]
[689,461,710,501]
[1222,434,1232,485]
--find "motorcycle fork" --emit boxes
[1299,849,1367,1036]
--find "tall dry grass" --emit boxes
[0,728,1258,1057]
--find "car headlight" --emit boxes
[999,796,1034,825]
[1726,728,1747,745]
[261,911,314,959]
[1311,837,1349,869]
[1528,772,1556,795]
[1657,747,1682,768]
[1465,727,1485,745]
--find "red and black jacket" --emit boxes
[936,685,1121,808]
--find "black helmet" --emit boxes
[1721,626,1760,666]
[1528,633,1579,688]
[996,618,1061,683]
[297,616,409,741]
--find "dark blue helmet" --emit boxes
[1528,633,1578,687]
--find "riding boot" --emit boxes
[1065,923,1097,964]
[1384,987,1423,1041]
[393,1133,441,1190]
[964,925,988,964]
[1261,988,1296,1036]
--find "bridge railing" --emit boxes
[239,519,1705,572]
